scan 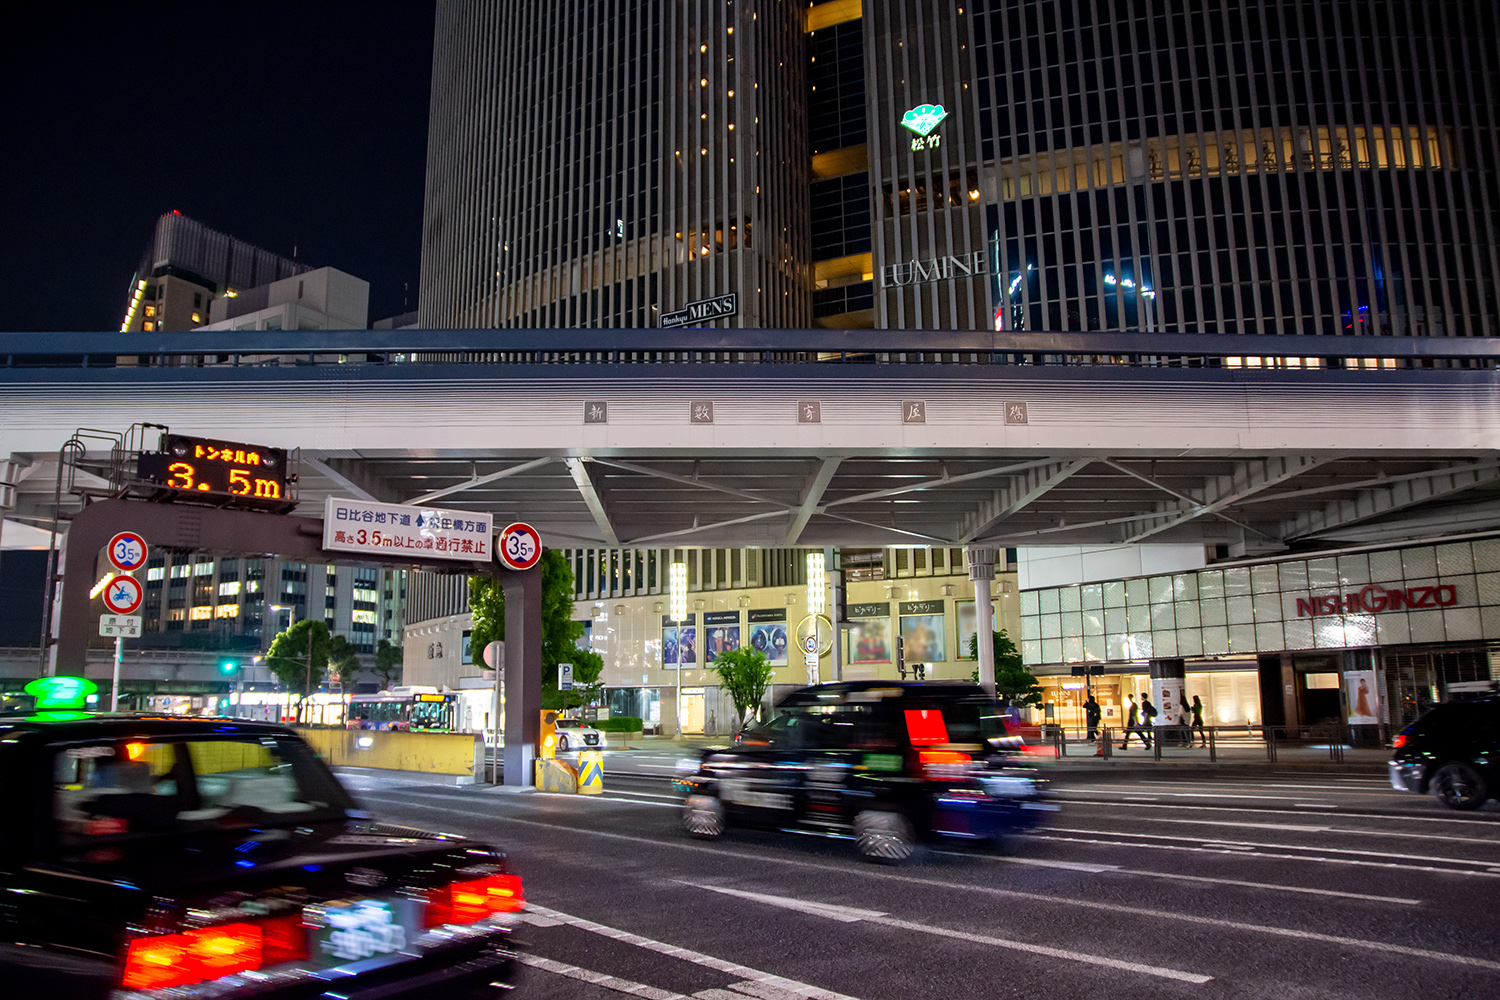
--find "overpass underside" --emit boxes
[3,331,1499,557]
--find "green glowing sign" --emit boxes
[901,104,948,137]
[25,676,99,711]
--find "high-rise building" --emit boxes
[120,211,309,334]
[419,0,1500,338]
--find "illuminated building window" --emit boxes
[190,606,213,621]
[219,580,241,596]
[191,312,202,324]
[353,587,379,603]
[352,610,378,624]
[194,563,213,576]
[144,306,156,317]
[147,567,165,581]
[167,608,186,621]
[214,604,239,618]
[170,565,191,579]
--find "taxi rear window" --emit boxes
[51,735,351,847]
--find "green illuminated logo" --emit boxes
[901,104,948,137]
[25,676,99,711]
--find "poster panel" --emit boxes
[749,624,789,666]
[662,627,679,667]
[707,626,741,660]
[678,627,699,666]
[1345,669,1379,724]
[848,617,892,664]
[955,599,1001,659]
[899,614,946,662]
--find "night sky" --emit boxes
[5,2,435,331]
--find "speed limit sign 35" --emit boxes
[498,522,542,571]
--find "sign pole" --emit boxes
[111,635,123,712]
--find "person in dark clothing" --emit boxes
[1191,694,1207,747]
[1140,694,1158,747]
[1084,695,1102,742]
[1120,694,1152,749]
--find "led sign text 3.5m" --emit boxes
[137,434,289,505]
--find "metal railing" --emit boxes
[1032,722,1386,764]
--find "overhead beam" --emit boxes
[782,457,842,545]
[1102,458,1278,542]
[958,458,1093,544]
[1285,463,1500,540]
[302,456,381,502]
[589,457,796,509]
[404,456,558,505]
[566,458,619,546]
[1121,456,1330,544]
[820,458,1061,509]
[623,508,790,545]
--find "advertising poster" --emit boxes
[749,624,789,666]
[707,626,741,660]
[678,627,698,666]
[849,617,892,663]
[1150,678,1190,728]
[955,599,1001,659]
[1345,669,1379,724]
[662,627,679,667]
[899,614,945,662]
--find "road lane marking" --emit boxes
[677,881,1213,985]
[1059,796,1500,826]
[359,800,1488,971]
[1043,825,1500,869]
[516,952,690,999]
[527,904,861,1000]
[1031,832,1500,878]
[933,854,1121,874]
[1120,815,1500,846]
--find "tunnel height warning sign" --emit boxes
[322,497,493,562]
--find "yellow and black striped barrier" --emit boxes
[577,751,603,794]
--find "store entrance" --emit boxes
[679,688,706,734]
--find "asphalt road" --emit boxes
[341,754,1500,1000]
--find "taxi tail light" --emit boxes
[1392,732,1407,749]
[919,749,974,779]
[425,872,525,928]
[122,913,308,991]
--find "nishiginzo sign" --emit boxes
[881,250,990,288]
[323,497,492,562]
[661,293,737,329]
[1296,583,1460,618]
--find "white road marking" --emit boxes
[1122,795,1161,801]
[515,952,690,999]
[527,904,861,1000]
[1124,815,1500,846]
[934,854,1121,874]
[1059,796,1500,826]
[1031,832,1500,878]
[677,881,1213,985]
[1044,825,1500,869]
[364,802,1489,971]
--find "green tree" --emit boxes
[468,576,506,667]
[469,548,589,683]
[968,628,1044,708]
[328,634,362,691]
[559,647,605,712]
[265,619,332,721]
[372,638,403,690]
[713,647,775,730]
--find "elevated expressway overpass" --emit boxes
[3,330,1500,558]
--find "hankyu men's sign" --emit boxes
[323,497,492,562]
[661,293,737,328]
[881,250,989,288]
[1296,583,1460,618]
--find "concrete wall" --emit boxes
[293,725,482,778]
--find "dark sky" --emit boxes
[5,2,435,331]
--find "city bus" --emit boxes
[347,688,459,732]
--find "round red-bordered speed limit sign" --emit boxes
[498,522,542,571]
[102,575,144,615]
[107,531,149,572]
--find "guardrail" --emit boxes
[2,330,1496,371]
[1031,722,1388,764]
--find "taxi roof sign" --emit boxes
[25,676,99,711]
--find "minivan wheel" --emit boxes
[854,810,919,863]
[1432,763,1488,811]
[683,794,726,837]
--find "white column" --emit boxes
[968,546,998,699]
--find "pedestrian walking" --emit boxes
[1084,695,1101,742]
[1139,693,1157,748]
[1119,694,1152,749]
[1191,694,1207,747]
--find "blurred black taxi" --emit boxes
[1389,691,1500,810]
[676,681,1054,862]
[0,681,520,1000]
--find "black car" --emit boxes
[1389,694,1500,810]
[676,681,1054,862]
[0,712,521,999]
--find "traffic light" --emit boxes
[539,710,558,759]
[220,659,239,675]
